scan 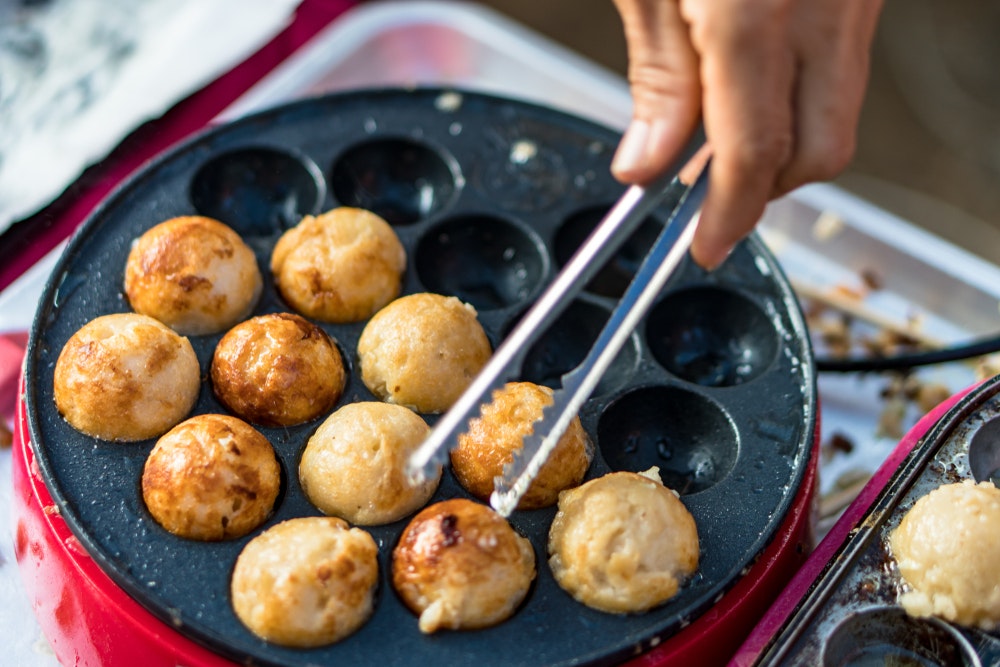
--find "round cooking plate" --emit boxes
[23,89,816,667]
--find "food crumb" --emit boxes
[0,421,11,448]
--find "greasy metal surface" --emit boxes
[24,89,815,667]
[757,374,1000,666]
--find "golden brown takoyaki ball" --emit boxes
[231,517,379,647]
[890,480,1000,630]
[450,381,592,510]
[124,216,262,335]
[548,468,699,614]
[141,414,279,541]
[270,207,405,323]
[357,293,492,414]
[53,313,200,441]
[211,312,346,427]
[299,402,441,525]
[392,498,536,634]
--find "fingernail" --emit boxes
[691,243,733,272]
[612,119,650,177]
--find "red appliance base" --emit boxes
[12,380,818,667]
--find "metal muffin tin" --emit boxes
[23,89,815,667]
[756,374,1000,666]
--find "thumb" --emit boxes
[611,0,702,185]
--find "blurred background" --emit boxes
[485,0,1000,266]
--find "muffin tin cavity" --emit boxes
[822,608,980,667]
[515,299,639,396]
[646,286,779,387]
[554,205,665,299]
[968,416,1000,485]
[598,386,738,495]
[25,90,814,667]
[189,147,323,236]
[330,137,458,225]
[415,215,546,311]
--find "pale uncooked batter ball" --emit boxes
[53,313,200,441]
[548,468,699,614]
[451,381,592,509]
[142,414,279,541]
[231,517,379,647]
[211,312,346,427]
[357,293,492,414]
[299,402,441,525]
[890,479,1000,630]
[392,498,536,634]
[124,216,262,335]
[270,207,406,323]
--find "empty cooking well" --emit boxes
[19,89,815,666]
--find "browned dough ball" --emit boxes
[357,293,492,413]
[392,498,536,634]
[270,207,406,323]
[53,313,200,441]
[450,381,592,509]
[548,468,699,614]
[231,517,379,647]
[211,312,346,427]
[142,414,279,541]
[299,402,441,525]
[124,216,262,335]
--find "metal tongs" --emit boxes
[407,129,710,516]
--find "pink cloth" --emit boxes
[1,332,28,424]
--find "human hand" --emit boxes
[610,0,883,269]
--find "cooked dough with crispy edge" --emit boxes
[211,312,346,427]
[890,480,1000,630]
[451,381,592,509]
[53,313,200,441]
[142,414,279,540]
[357,293,492,414]
[270,207,405,323]
[299,402,441,525]
[392,498,536,634]
[231,517,379,647]
[124,216,262,335]
[548,468,699,614]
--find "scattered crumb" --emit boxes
[820,431,856,465]
[0,421,11,448]
[859,268,883,292]
[812,210,845,242]
[915,383,952,414]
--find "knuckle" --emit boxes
[734,132,793,172]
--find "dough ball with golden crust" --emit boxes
[299,402,441,525]
[392,498,535,633]
[451,381,592,510]
[142,414,279,541]
[270,207,405,323]
[53,313,200,441]
[125,216,262,335]
[231,517,379,647]
[211,313,346,427]
[890,480,1000,630]
[548,468,699,614]
[358,293,492,414]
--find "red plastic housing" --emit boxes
[13,380,818,667]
